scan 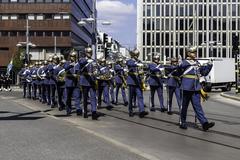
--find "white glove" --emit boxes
[87,59,94,63]
[208,59,213,65]
[137,63,144,67]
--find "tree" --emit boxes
[13,48,24,73]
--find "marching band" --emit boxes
[18,46,215,131]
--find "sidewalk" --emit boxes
[220,90,240,101]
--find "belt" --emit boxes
[182,74,198,79]
[128,72,140,76]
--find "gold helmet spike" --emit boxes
[187,46,197,53]
[130,49,140,58]
[152,54,160,63]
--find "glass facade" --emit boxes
[137,0,240,61]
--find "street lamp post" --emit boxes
[16,18,36,64]
[78,1,111,60]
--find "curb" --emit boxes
[220,93,240,101]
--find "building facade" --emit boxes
[0,0,95,67]
[137,0,240,61]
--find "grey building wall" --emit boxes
[137,0,240,61]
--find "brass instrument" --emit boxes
[57,69,66,82]
[136,60,147,91]
[97,67,112,81]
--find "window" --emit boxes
[19,14,26,19]
[36,32,43,36]
[62,31,70,36]
[62,15,70,19]
[54,15,61,20]
[156,19,160,30]
[45,14,52,20]
[28,15,35,20]
[1,31,9,36]
[36,0,44,2]
[156,5,160,16]
[1,0,9,3]
[10,15,18,20]
[147,33,151,46]
[10,0,18,2]
[156,33,160,45]
[28,0,35,3]
[45,32,52,36]
[10,31,17,37]
[2,15,9,20]
[19,0,27,2]
[54,0,61,2]
[36,15,44,20]
[19,31,26,36]
[63,0,70,2]
[147,5,151,16]
[54,32,61,37]
[29,31,35,36]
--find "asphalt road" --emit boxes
[0,88,240,160]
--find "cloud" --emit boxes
[97,0,136,15]
[96,0,137,49]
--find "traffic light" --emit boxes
[103,33,108,45]
[232,35,239,51]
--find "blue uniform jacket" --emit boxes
[42,66,49,85]
[114,64,124,84]
[18,68,28,83]
[31,67,38,85]
[165,65,180,88]
[178,59,212,91]
[148,63,163,86]
[98,65,111,87]
[47,64,56,85]
[77,58,96,87]
[126,58,141,86]
[64,61,78,87]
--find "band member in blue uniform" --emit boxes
[148,55,166,112]
[39,61,48,103]
[36,61,42,102]
[31,62,38,100]
[97,58,113,110]
[18,64,28,97]
[48,55,58,108]
[64,51,82,116]
[26,64,33,98]
[0,74,3,91]
[178,46,215,131]
[107,61,116,105]
[114,58,128,106]
[77,47,100,120]
[165,58,182,115]
[53,57,66,111]
[127,49,148,118]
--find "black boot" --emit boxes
[139,111,149,118]
[106,105,113,110]
[76,109,83,116]
[84,112,88,118]
[179,123,188,129]
[129,111,134,117]
[202,122,215,131]
[150,107,156,112]
[92,111,100,120]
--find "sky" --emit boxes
[96,0,137,50]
